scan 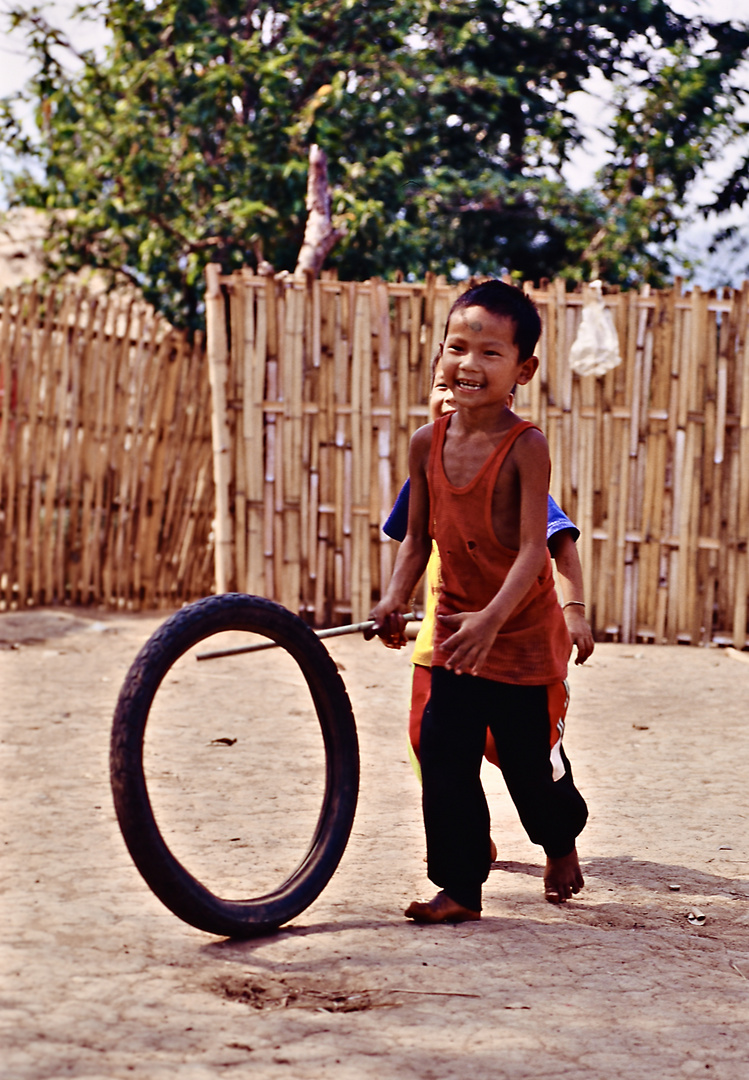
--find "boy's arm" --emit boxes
[438,427,550,675]
[370,426,433,648]
[548,529,595,664]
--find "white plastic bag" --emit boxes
[568,281,621,376]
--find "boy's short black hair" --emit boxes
[445,279,542,361]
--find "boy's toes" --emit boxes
[544,881,569,904]
[543,848,584,904]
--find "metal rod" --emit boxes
[196,615,414,661]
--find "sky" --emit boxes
[561,0,749,288]
[1,0,748,286]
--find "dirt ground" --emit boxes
[2,605,748,1080]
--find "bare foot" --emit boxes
[544,847,584,903]
[405,891,481,924]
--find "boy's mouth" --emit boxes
[455,378,483,391]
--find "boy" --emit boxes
[371,280,588,923]
[383,364,594,773]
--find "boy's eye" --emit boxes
[434,382,449,391]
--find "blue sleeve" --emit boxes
[387,485,575,545]
[547,494,579,544]
[383,479,410,542]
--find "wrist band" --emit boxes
[563,600,586,610]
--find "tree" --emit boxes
[1,0,748,331]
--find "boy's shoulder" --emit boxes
[506,419,549,456]
[410,419,436,457]
[413,419,437,439]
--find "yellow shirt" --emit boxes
[411,542,441,667]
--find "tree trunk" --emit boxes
[294,144,344,278]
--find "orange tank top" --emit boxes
[428,415,570,685]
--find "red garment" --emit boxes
[428,415,571,685]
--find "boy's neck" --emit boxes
[448,402,518,437]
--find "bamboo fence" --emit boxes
[206,268,749,648]
[3,270,748,645]
[0,285,215,609]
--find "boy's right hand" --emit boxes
[367,601,409,649]
[436,608,502,675]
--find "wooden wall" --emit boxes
[206,269,749,647]
[0,286,215,609]
[3,271,747,650]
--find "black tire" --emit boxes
[110,593,359,938]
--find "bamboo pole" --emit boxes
[272,283,287,606]
[374,279,394,599]
[37,290,61,603]
[145,333,182,606]
[52,292,78,604]
[128,308,162,608]
[13,288,39,605]
[230,282,247,595]
[30,288,58,602]
[111,300,138,606]
[78,294,103,603]
[280,280,304,612]
[734,283,749,647]
[350,288,372,621]
[205,263,234,594]
[0,289,13,604]
[1,291,21,606]
[93,297,123,604]
[241,274,264,595]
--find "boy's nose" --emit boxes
[459,351,481,370]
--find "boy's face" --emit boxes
[441,304,537,411]
[431,362,515,423]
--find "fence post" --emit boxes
[205,263,234,594]
[734,283,749,648]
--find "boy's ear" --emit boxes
[515,355,539,385]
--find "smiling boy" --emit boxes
[371,279,588,923]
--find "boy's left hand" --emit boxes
[564,608,595,664]
[436,609,500,675]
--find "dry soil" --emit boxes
[1,607,748,1079]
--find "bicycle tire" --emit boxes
[110,593,359,938]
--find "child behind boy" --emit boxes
[371,279,588,923]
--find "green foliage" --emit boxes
[1,0,748,330]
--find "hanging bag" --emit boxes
[568,281,621,376]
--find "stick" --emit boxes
[196,613,414,660]
[388,989,481,998]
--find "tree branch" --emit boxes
[294,144,344,278]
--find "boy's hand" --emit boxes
[436,609,500,675]
[368,602,409,649]
[564,608,594,664]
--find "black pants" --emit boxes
[420,666,588,911]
